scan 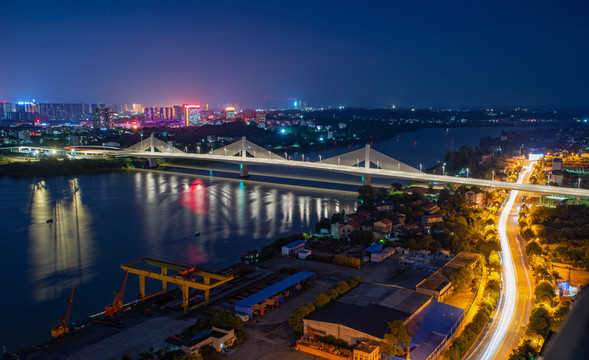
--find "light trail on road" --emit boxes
[477,164,534,360]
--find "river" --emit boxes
[0,126,525,351]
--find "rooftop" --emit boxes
[338,283,431,314]
[235,271,315,308]
[282,240,305,249]
[406,301,465,360]
[307,302,409,339]
[416,252,479,292]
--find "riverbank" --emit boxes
[0,157,133,177]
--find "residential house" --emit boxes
[373,218,393,235]
[465,190,486,208]
[338,220,360,239]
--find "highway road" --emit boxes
[466,165,535,360]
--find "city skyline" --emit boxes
[1,0,588,109]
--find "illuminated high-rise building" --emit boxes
[37,103,91,121]
[293,100,307,110]
[132,104,143,113]
[0,101,13,120]
[92,108,113,129]
[173,105,184,122]
[184,104,201,126]
[225,106,236,120]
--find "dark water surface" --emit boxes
[0,126,528,351]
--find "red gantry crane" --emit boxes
[105,270,128,316]
[51,286,75,338]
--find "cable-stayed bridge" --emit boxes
[4,135,589,197]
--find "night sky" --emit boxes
[1,0,588,108]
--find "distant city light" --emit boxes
[280,128,286,134]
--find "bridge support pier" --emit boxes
[147,158,158,168]
[362,176,371,186]
[239,164,249,178]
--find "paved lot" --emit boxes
[66,317,193,360]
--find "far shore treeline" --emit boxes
[0,157,132,177]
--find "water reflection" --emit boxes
[28,178,95,302]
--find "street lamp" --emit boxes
[197,146,200,154]
[302,154,304,162]
[319,155,322,163]
[492,170,495,182]
[419,163,422,172]
[579,178,582,189]
[466,168,469,178]
[284,152,287,160]
[442,165,445,176]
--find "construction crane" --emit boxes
[51,286,75,338]
[105,270,128,316]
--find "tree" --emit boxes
[313,293,331,308]
[508,340,539,360]
[350,230,374,247]
[391,183,404,191]
[489,251,501,269]
[534,280,555,305]
[314,218,330,233]
[450,266,473,291]
[358,185,376,204]
[526,240,543,257]
[212,309,243,329]
[377,187,389,200]
[333,281,351,295]
[330,210,346,224]
[288,303,315,332]
[527,304,553,337]
[380,320,411,357]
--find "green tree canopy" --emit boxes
[380,320,412,357]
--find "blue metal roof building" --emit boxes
[364,243,383,253]
[405,301,465,360]
[235,271,315,318]
[283,240,306,249]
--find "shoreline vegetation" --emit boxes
[0,157,133,177]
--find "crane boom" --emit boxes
[64,286,75,324]
[51,286,75,337]
[105,270,128,316]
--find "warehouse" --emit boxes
[234,271,315,318]
[415,251,480,302]
[302,283,464,360]
[303,284,431,344]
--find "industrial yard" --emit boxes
[18,243,476,360]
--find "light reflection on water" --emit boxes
[1,171,357,352]
[27,179,95,303]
